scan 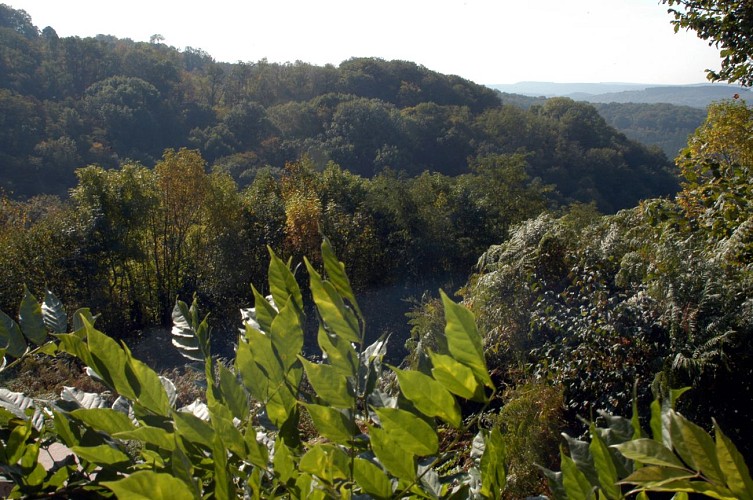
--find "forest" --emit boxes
[1,1,753,498]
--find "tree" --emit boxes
[662,0,753,86]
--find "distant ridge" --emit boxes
[487,82,750,108]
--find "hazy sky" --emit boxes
[9,0,725,85]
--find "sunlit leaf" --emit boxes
[19,285,46,345]
[440,290,492,388]
[103,471,195,500]
[303,403,356,444]
[391,366,461,427]
[373,407,438,456]
[42,290,67,334]
[354,457,393,499]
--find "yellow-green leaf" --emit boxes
[714,420,753,500]
[391,366,461,428]
[428,350,484,401]
[373,407,438,456]
[299,443,350,484]
[300,357,355,409]
[440,290,493,388]
[354,457,393,499]
[303,403,357,444]
[103,471,196,500]
[370,425,416,482]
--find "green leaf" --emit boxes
[173,411,214,449]
[306,259,361,343]
[321,237,362,318]
[268,247,302,313]
[0,310,26,358]
[71,308,96,333]
[212,433,232,500]
[244,427,269,469]
[428,350,484,401]
[236,330,275,403]
[19,286,46,345]
[480,427,506,498]
[440,290,493,388]
[218,363,247,420]
[714,420,753,500]
[370,425,417,481]
[317,325,358,378]
[274,438,297,484]
[354,457,393,499]
[300,357,355,409]
[613,439,687,469]
[391,366,461,428]
[103,471,196,500]
[124,345,170,415]
[303,403,357,444]
[299,443,350,484]
[619,466,697,487]
[561,447,595,499]
[42,290,67,334]
[114,426,176,452]
[373,407,438,456]
[669,410,724,484]
[86,320,135,400]
[72,444,130,466]
[270,298,304,371]
[70,408,137,435]
[589,423,621,499]
[250,285,278,333]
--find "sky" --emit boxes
[8,0,725,86]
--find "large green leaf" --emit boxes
[299,443,350,484]
[0,310,26,358]
[428,350,484,401]
[354,457,393,499]
[373,407,438,456]
[391,366,461,428]
[212,432,232,500]
[42,290,67,334]
[173,410,214,449]
[86,320,136,400]
[440,290,493,388]
[619,466,697,488]
[250,285,278,333]
[306,259,361,343]
[303,403,357,444]
[236,331,274,403]
[114,426,176,452]
[244,427,269,469]
[71,308,96,333]
[300,357,355,409]
[218,363,247,420]
[669,410,724,485]
[19,286,46,345]
[103,471,196,500]
[370,425,417,482]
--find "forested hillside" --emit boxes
[0,4,676,213]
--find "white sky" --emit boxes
[8,0,724,85]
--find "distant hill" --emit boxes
[488,82,749,109]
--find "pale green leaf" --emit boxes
[391,366,461,428]
[114,426,176,452]
[373,407,438,456]
[103,470,196,500]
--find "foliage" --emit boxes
[661,0,753,86]
[0,239,508,498]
